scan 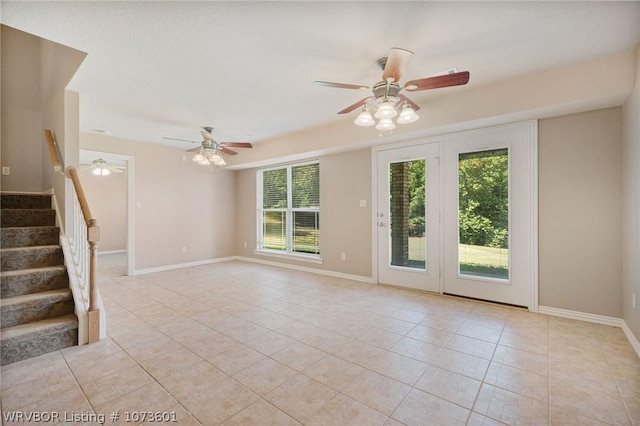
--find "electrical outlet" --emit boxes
[243,242,247,249]
[182,246,187,253]
[2,166,10,175]
[633,293,636,309]
[341,252,346,261]
[359,200,367,208]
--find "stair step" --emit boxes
[0,289,74,328]
[1,226,59,248]
[1,193,51,209]
[0,245,64,271]
[1,266,69,297]
[1,209,56,228]
[1,314,78,365]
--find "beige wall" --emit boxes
[236,149,372,278]
[539,107,623,318]
[79,167,127,252]
[1,26,44,192]
[81,132,236,271]
[1,25,85,237]
[622,44,640,341]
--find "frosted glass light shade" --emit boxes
[193,153,205,163]
[376,117,396,131]
[375,101,397,119]
[397,106,419,124]
[354,109,375,126]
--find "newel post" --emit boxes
[87,219,100,342]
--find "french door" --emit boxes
[442,124,535,307]
[376,143,440,292]
[375,123,536,308]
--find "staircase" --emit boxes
[1,193,78,365]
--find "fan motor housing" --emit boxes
[372,81,400,101]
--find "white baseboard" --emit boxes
[538,305,624,327]
[539,305,640,359]
[234,256,373,283]
[98,249,126,255]
[133,257,235,275]
[133,255,373,284]
[621,321,640,359]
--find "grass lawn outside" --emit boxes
[407,237,508,279]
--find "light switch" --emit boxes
[2,166,10,175]
[359,200,366,208]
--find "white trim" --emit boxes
[98,249,126,255]
[254,249,323,264]
[133,257,236,275]
[622,321,640,359]
[538,305,624,328]
[236,256,373,283]
[529,121,539,312]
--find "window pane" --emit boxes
[458,148,509,279]
[293,211,319,254]
[389,159,426,269]
[292,163,319,208]
[263,168,287,209]
[263,211,287,251]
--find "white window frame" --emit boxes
[256,160,322,263]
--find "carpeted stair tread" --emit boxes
[0,314,78,366]
[1,289,74,328]
[0,192,78,365]
[0,193,51,209]
[0,245,63,271]
[1,266,69,297]
[1,209,56,228]
[1,226,59,248]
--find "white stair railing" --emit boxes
[45,129,101,343]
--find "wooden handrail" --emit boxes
[44,130,101,343]
[44,129,63,172]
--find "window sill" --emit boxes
[254,249,324,264]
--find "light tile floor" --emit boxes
[1,261,639,425]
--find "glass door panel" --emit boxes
[458,149,509,280]
[389,160,426,269]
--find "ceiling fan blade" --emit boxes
[382,47,414,83]
[163,137,198,143]
[221,142,253,148]
[338,97,372,114]
[108,167,124,173]
[397,94,420,111]
[313,81,369,90]
[404,71,470,92]
[219,146,238,156]
[185,146,200,152]
[201,131,215,141]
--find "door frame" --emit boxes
[80,149,135,276]
[371,120,539,312]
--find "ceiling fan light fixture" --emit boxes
[101,168,111,176]
[376,117,396,131]
[374,101,397,119]
[397,105,419,124]
[354,108,375,126]
[193,152,205,163]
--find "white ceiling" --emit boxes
[2,1,639,151]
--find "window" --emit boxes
[257,161,320,258]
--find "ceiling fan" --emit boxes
[314,47,470,131]
[80,158,125,176]
[163,127,253,167]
